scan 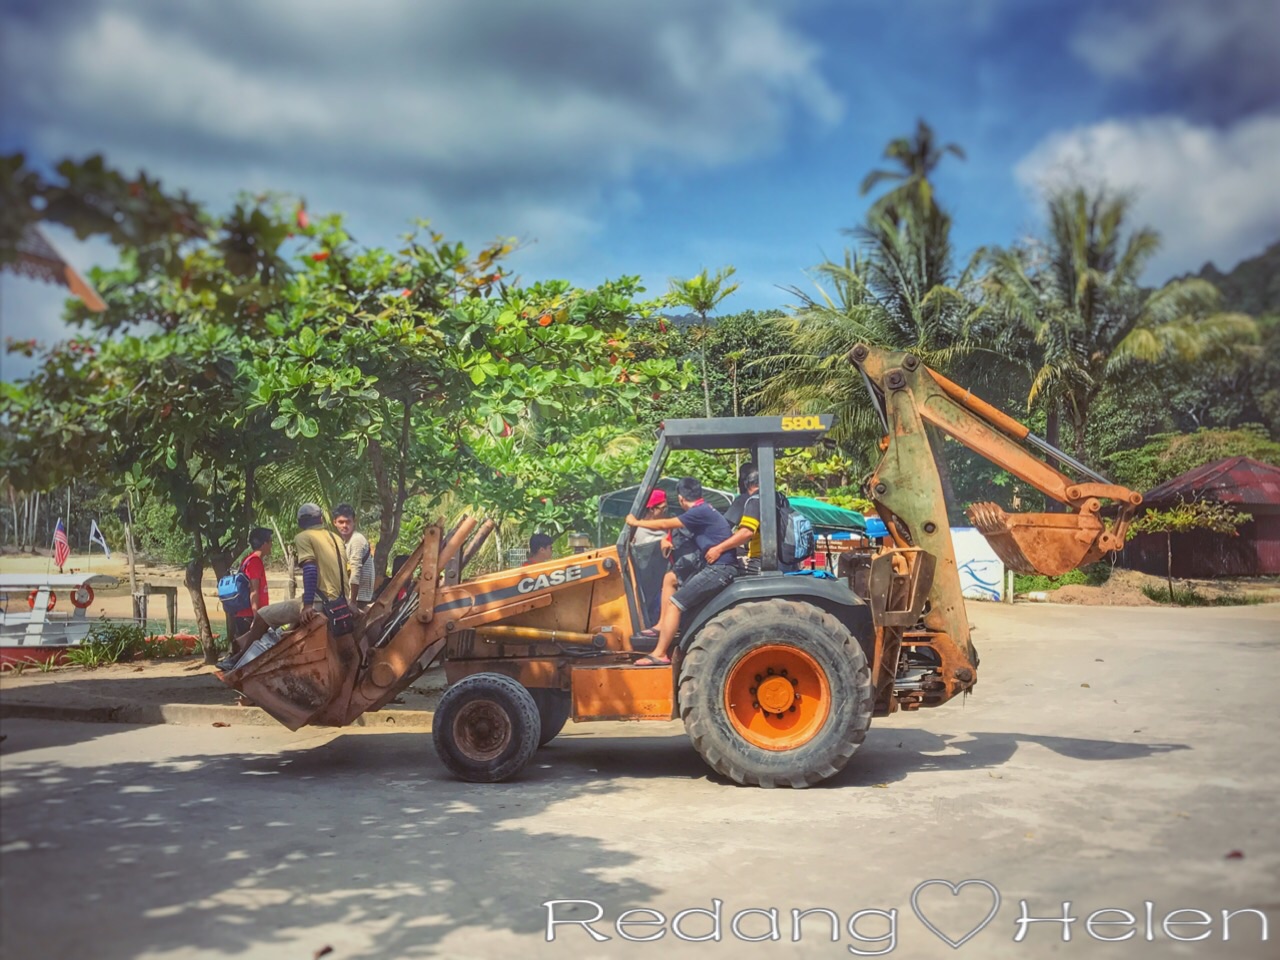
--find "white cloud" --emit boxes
[1,0,841,251]
[1015,114,1280,279]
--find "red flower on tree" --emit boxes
[310,250,330,262]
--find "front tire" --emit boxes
[433,673,541,782]
[529,688,572,746]
[679,599,873,788]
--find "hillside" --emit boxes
[1191,239,1280,316]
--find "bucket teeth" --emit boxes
[965,501,1104,577]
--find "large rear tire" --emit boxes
[433,673,541,782]
[679,599,873,788]
[530,688,572,746]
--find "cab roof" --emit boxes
[659,415,834,451]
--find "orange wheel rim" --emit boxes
[725,644,831,751]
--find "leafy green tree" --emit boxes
[247,225,684,577]
[1106,425,1280,491]
[668,266,740,417]
[984,185,1257,461]
[1127,500,1250,600]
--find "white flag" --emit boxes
[88,519,112,558]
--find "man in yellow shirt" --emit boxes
[708,466,763,573]
[220,503,347,670]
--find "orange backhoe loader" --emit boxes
[218,345,1140,787]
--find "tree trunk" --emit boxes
[1044,403,1062,512]
[271,519,297,598]
[1165,531,1174,602]
[699,322,712,418]
[368,438,398,582]
[184,533,218,664]
[209,552,234,654]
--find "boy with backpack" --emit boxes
[227,528,273,635]
[713,464,815,573]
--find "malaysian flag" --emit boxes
[52,519,70,569]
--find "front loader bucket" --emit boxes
[219,621,359,731]
[966,502,1107,577]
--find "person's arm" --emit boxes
[345,540,361,597]
[294,533,322,624]
[626,514,685,530]
[300,561,319,605]
[706,527,753,564]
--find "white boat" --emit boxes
[0,573,124,647]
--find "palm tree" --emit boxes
[760,122,981,455]
[984,185,1257,462]
[859,118,965,219]
[668,266,740,417]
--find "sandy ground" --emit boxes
[1045,567,1280,605]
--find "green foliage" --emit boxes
[1014,564,1112,594]
[668,265,741,418]
[759,121,982,468]
[67,621,147,668]
[1140,584,1266,606]
[1107,426,1280,491]
[1128,500,1250,539]
[983,185,1257,463]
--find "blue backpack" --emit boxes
[778,499,816,566]
[217,558,252,614]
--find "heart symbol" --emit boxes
[910,879,1001,949]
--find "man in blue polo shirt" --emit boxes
[624,476,737,665]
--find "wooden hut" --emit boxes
[1124,456,1280,577]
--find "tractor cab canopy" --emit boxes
[658,415,834,451]
[618,414,838,610]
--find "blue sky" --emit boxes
[3,0,1278,380]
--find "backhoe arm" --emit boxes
[847,344,1141,711]
[850,344,1141,574]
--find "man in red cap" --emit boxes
[632,488,670,631]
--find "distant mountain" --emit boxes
[1189,239,1280,317]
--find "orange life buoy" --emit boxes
[27,590,57,611]
[71,585,94,609]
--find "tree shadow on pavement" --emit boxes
[0,730,660,959]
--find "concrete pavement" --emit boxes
[1,601,1278,959]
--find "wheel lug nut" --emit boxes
[789,705,797,712]
[766,667,775,676]
[755,674,763,683]
[780,669,788,677]
[790,677,798,685]
[749,686,757,695]
[752,701,760,710]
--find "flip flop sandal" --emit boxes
[633,655,671,667]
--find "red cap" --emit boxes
[645,489,667,509]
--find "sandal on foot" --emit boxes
[633,655,670,666]
[637,628,659,638]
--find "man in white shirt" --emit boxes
[332,503,375,610]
